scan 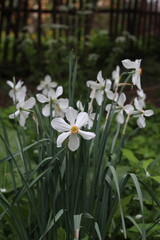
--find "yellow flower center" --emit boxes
[139,68,142,75]
[71,126,79,134]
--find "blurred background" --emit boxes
[0,0,160,106]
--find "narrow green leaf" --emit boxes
[39,209,64,240]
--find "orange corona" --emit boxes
[71,126,78,134]
[139,68,142,75]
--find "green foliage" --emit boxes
[0,56,159,240]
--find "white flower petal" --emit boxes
[112,65,120,82]
[122,59,137,69]
[42,104,50,117]
[116,111,124,124]
[97,71,104,84]
[75,112,88,128]
[45,75,52,84]
[51,118,70,132]
[106,90,115,100]
[124,104,134,114]
[132,73,141,89]
[87,81,102,89]
[16,80,23,89]
[19,111,29,127]
[134,97,143,110]
[105,79,112,91]
[9,110,20,119]
[50,82,57,88]
[7,80,14,88]
[144,110,154,117]
[66,107,78,125]
[17,91,26,103]
[137,116,146,128]
[23,97,36,109]
[117,93,126,106]
[78,130,95,140]
[105,104,112,112]
[56,86,63,97]
[58,98,69,109]
[137,89,146,99]
[48,90,56,99]
[76,100,84,111]
[96,90,103,105]
[57,131,71,147]
[68,134,80,151]
[87,119,93,129]
[36,94,49,103]
[43,89,50,96]
[37,83,43,91]
[135,59,142,68]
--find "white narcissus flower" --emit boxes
[7,79,27,103]
[133,97,154,128]
[87,71,112,105]
[137,89,146,108]
[76,100,96,129]
[9,92,36,127]
[105,93,134,124]
[37,75,57,95]
[36,87,68,117]
[122,59,142,90]
[115,93,134,124]
[51,107,96,151]
[112,65,120,88]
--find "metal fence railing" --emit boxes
[0,0,160,62]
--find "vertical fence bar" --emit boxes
[65,0,69,44]
[52,0,57,39]
[109,0,114,38]
[130,0,138,48]
[141,0,147,47]
[154,0,158,40]
[57,0,63,40]
[13,0,22,61]
[126,0,131,34]
[158,3,160,41]
[132,0,138,35]
[37,0,42,48]
[3,0,14,62]
[147,0,153,48]
[77,0,83,44]
[121,0,126,33]
[0,0,5,43]
[23,0,28,27]
[136,0,143,42]
[115,0,120,36]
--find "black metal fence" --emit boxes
[0,0,160,62]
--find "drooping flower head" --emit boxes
[37,75,57,96]
[122,59,142,90]
[51,107,96,151]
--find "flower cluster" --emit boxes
[87,59,153,128]
[8,75,96,151]
[7,59,154,151]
